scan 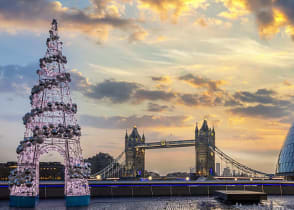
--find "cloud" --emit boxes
[147,102,170,112]
[178,93,224,106]
[178,73,225,92]
[218,0,294,41]
[227,88,294,119]
[0,0,140,42]
[128,27,149,43]
[152,76,171,82]
[195,17,224,27]
[255,88,276,96]
[233,89,275,104]
[85,79,140,103]
[178,93,200,106]
[224,97,242,107]
[79,114,191,128]
[138,0,208,22]
[229,104,290,119]
[0,64,37,93]
[283,80,292,87]
[70,69,92,92]
[233,89,290,106]
[134,89,176,102]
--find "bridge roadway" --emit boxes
[0,180,294,199]
[135,139,195,149]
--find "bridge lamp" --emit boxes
[96,175,102,181]
[234,178,238,181]
[148,176,152,181]
[250,177,253,181]
[185,177,190,181]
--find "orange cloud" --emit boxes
[128,27,149,42]
[218,0,294,41]
[138,0,207,22]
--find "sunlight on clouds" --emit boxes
[216,0,248,19]
[194,17,223,27]
[137,0,207,22]
[258,9,287,39]
[228,116,245,126]
[128,27,149,42]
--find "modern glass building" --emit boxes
[276,123,294,177]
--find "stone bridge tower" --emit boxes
[124,126,145,177]
[195,120,215,176]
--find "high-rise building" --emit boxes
[276,123,294,179]
[215,163,220,176]
[232,169,236,177]
[223,167,231,177]
[195,120,215,176]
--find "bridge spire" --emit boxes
[200,119,209,132]
[125,129,128,139]
[195,122,198,137]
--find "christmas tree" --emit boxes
[9,19,90,207]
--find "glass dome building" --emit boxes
[276,123,294,176]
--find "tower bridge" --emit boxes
[124,120,215,177]
[93,120,270,179]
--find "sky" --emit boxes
[1,0,294,175]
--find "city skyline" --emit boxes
[1,0,294,175]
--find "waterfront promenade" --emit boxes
[0,180,293,199]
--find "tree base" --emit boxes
[10,196,38,208]
[66,195,90,207]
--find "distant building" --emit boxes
[39,162,64,180]
[215,163,220,176]
[195,120,215,176]
[276,123,294,179]
[0,162,64,181]
[223,167,231,176]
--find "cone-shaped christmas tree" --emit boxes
[9,19,90,208]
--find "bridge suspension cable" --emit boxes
[92,151,125,179]
[210,145,269,177]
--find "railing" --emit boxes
[135,139,195,149]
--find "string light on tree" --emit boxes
[9,19,90,208]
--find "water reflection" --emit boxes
[1,196,294,210]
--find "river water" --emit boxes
[1,196,293,209]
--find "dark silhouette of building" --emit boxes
[0,162,64,181]
[125,126,145,177]
[195,120,215,176]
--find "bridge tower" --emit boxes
[124,126,145,177]
[195,120,215,176]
